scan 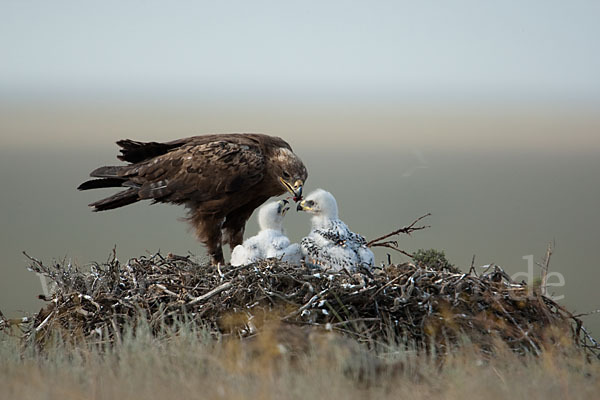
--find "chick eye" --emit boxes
[282,171,291,179]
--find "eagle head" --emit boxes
[272,147,308,201]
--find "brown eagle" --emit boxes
[78,134,307,265]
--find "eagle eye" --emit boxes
[282,171,291,179]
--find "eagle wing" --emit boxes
[116,139,265,204]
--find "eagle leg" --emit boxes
[188,212,225,266]
[222,227,245,250]
[222,197,270,249]
[209,247,225,266]
[222,217,246,249]
[205,228,225,265]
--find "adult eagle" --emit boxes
[78,134,307,265]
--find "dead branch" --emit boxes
[537,242,554,296]
[188,281,233,305]
[366,213,431,256]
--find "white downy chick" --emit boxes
[297,189,374,272]
[230,200,301,266]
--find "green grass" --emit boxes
[1,320,599,400]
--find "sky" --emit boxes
[1,1,600,101]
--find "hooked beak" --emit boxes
[279,178,303,201]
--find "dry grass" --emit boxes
[1,320,599,400]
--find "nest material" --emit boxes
[5,251,596,358]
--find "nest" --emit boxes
[4,250,598,358]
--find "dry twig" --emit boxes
[366,213,431,257]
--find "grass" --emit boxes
[2,319,599,400]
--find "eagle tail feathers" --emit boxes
[77,178,125,191]
[90,165,124,178]
[89,188,139,211]
[116,139,181,163]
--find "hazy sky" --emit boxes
[2,1,600,100]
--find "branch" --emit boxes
[537,242,554,297]
[187,281,232,305]
[366,213,431,257]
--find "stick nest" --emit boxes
[4,250,597,358]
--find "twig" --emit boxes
[367,213,431,247]
[283,289,329,320]
[187,281,232,305]
[580,326,600,353]
[469,255,477,276]
[23,251,46,273]
[35,311,55,333]
[537,242,554,296]
[572,309,600,318]
[154,284,179,298]
[370,275,402,299]
[366,213,431,257]
[493,297,541,356]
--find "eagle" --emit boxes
[78,133,308,265]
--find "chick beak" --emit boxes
[296,200,306,212]
[278,199,290,216]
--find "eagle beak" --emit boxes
[280,178,304,201]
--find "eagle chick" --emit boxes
[230,200,301,266]
[297,189,374,272]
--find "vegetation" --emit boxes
[1,320,599,400]
[412,248,459,273]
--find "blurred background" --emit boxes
[1,1,599,334]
